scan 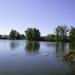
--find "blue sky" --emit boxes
[0,0,75,36]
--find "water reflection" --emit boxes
[69,42,75,51]
[55,42,75,73]
[55,42,75,75]
[25,41,40,54]
[55,42,68,61]
[10,40,20,50]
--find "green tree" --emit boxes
[69,26,75,42]
[55,25,69,42]
[46,34,56,41]
[9,29,21,39]
[0,34,2,39]
[20,34,25,39]
[25,28,40,41]
[3,34,9,39]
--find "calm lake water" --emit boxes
[0,40,75,75]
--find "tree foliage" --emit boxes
[0,34,2,39]
[45,34,56,41]
[55,25,69,42]
[9,29,21,39]
[69,26,75,42]
[0,25,75,42]
[25,28,40,41]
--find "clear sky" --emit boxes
[0,0,75,36]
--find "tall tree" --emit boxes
[9,29,21,39]
[25,28,40,41]
[0,34,2,39]
[55,25,68,42]
[69,26,75,42]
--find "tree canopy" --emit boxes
[25,28,40,41]
[45,34,56,41]
[69,26,75,42]
[55,25,69,42]
[9,29,21,39]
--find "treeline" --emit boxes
[0,25,75,42]
[0,30,25,39]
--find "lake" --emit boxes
[0,40,75,75]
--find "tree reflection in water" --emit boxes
[55,42,69,61]
[10,40,19,50]
[25,41,40,55]
[55,42,75,75]
[69,42,75,51]
[67,42,75,75]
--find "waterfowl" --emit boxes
[44,53,47,56]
